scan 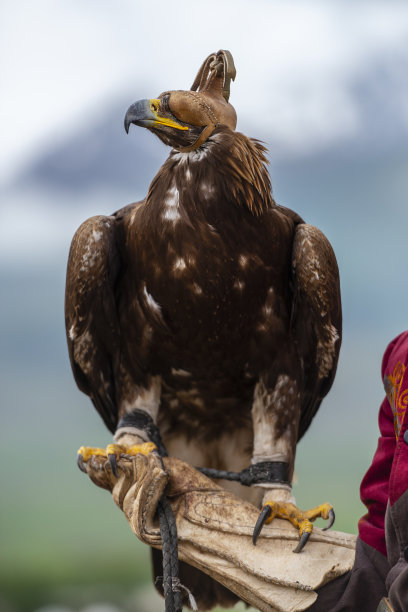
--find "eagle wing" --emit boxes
[290,223,342,440]
[65,214,121,433]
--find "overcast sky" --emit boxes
[2,0,408,185]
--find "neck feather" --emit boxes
[147,127,275,216]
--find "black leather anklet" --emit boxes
[116,409,168,457]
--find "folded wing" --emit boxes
[291,223,342,440]
[65,215,121,433]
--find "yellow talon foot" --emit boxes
[253,501,335,553]
[77,442,157,476]
[124,442,158,456]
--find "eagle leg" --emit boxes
[252,501,335,553]
[77,442,157,477]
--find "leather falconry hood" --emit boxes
[124,50,237,153]
[163,49,237,152]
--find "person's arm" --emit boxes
[358,396,396,557]
[310,334,405,611]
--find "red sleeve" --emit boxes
[358,331,408,556]
[358,397,396,556]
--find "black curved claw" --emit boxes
[252,505,272,546]
[108,453,119,478]
[77,453,87,473]
[323,508,335,531]
[293,531,311,553]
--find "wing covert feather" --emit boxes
[291,223,342,440]
[65,215,121,433]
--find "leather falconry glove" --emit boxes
[83,452,355,612]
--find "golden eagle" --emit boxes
[66,50,341,610]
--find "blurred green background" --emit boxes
[2,1,408,610]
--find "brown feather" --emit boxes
[65,124,341,610]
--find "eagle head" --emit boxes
[124,50,237,152]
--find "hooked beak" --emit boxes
[124,98,188,134]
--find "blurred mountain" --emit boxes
[12,62,408,198]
